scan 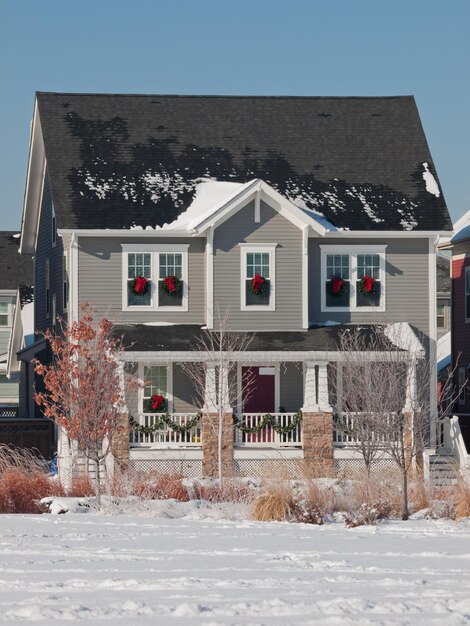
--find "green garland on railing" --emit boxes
[233,411,302,435]
[129,412,202,435]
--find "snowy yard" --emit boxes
[0,508,469,625]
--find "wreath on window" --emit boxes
[129,276,150,296]
[250,274,268,296]
[147,394,168,413]
[358,275,378,295]
[162,275,182,295]
[327,276,349,297]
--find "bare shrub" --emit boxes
[291,496,324,525]
[345,500,392,528]
[128,472,189,501]
[350,478,401,517]
[453,480,470,520]
[193,480,254,504]
[252,481,296,522]
[409,477,430,513]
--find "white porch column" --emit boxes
[204,363,218,412]
[404,358,418,413]
[302,362,332,413]
[219,365,232,413]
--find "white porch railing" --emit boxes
[333,413,397,447]
[130,413,202,448]
[234,413,302,448]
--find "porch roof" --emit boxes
[116,323,408,355]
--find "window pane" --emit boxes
[246,251,270,278]
[0,303,8,326]
[159,252,183,279]
[326,254,349,279]
[358,254,380,279]
[143,366,167,402]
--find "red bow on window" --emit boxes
[151,394,165,411]
[163,276,177,293]
[331,276,343,294]
[362,275,375,293]
[135,276,147,293]
[251,274,265,293]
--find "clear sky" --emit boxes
[0,0,468,231]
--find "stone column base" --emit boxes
[202,412,234,478]
[111,413,130,476]
[302,412,334,475]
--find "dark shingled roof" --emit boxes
[437,254,451,295]
[36,93,452,232]
[116,324,401,353]
[0,232,33,290]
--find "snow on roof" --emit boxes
[450,209,470,244]
[437,331,451,372]
[422,162,440,198]
[384,322,424,353]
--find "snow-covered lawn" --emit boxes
[0,507,469,625]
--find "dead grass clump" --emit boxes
[131,472,189,501]
[193,481,254,504]
[252,481,296,522]
[0,445,63,513]
[70,474,96,497]
[350,478,401,517]
[452,480,470,520]
[291,497,324,525]
[409,478,430,513]
[430,480,470,520]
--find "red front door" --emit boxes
[242,366,275,413]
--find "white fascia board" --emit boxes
[58,228,203,238]
[19,99,46,255]
[6,289,22,377]
[121,349,418,363]
[324,230,453,239]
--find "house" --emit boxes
[18,93,452,479]
[437,253,451,338]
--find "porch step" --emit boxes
[428,454,460,488]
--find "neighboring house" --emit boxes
[18,93,452,478]
[437,253,451,338]
[0,232,32,416]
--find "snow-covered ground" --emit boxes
[0,507,469,625]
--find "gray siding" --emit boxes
[35,171,64,332]
[0,330,9,354]
[280,363,303,412]
[309,237,430,340]
[213,199,303,331]
[173,364,200,412]
[0,374,19,402]
[78,237,206,323]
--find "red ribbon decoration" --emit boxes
[251,274,265,294]
[151,394,165,411]
[163,276,177,293]
[362,275,375,293]
[135,276,147,294]
[331,276,343,294]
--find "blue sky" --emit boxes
[0,0,468,230]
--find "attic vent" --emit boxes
[319,112,332,118]
[370,113,381,117]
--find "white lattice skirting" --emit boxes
[130,459,203,478]
[334,458,400,480]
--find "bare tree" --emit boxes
[179,307,254,484]
[34,304,140,507]
[336,323,460,519]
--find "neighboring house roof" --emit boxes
[116,323,415,354]
[35,93,452,233]
[437,331,451,372]
[437,254,451,295]
[0,232,33,289]
[450,209,470,244]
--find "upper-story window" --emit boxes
[437,302,447,329]
[121,244,189,312]
[45,258,50,318]
[63,253,69,311]
[465,267,470,322]
[320,245,386,312]
[52,205,57,248]
[240,243,276,311]
[0,302,10,326]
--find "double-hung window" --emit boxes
[142,365,169,413]
[122,244,189,311]
[0,302,9,326]
[321,245,386,312]
[240,243,276,311]
[437,303,446,329]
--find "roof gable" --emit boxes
[35,93,452,233]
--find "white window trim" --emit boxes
[138,363,173,414]
[465,267,470,323]
[121,243,189,312]
[320,244,387,313]
[0,301,13,328]
[239,243,277,312]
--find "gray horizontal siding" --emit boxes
[173,364,200,413]
[0,330,10,354]
[213,199,303,331]
[78,237,206,323]
[309,237,430,341]
[0,374,19,401]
